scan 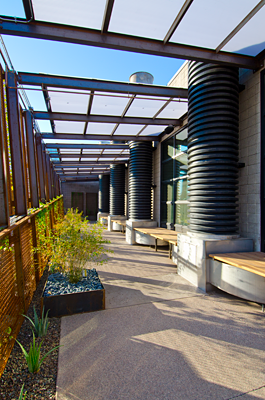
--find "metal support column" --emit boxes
[24,110,39,208]
[6,71,27,215]
[35,133,46,202]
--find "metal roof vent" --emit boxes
[129,72,154,84]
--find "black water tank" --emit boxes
[129,141,153,220]
[98,174,110,213]
[110,164,125,215]
[188,62,239,234]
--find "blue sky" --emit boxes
[1,0,185,135]
[1,1,184,111]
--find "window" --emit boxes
[161,127,188,229]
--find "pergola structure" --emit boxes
[1,0,265,186]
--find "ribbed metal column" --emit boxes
[110,164,125,215]
[129,141,153,220]
[98,174,110,213]
[188,62,239,234]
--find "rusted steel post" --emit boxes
[35,133,45,203]
[24,110,39,209]
[6,71,27,215]
[46,154,53,200]
[41,144,49,201]
[0,68,10,227]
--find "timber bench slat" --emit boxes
[209,252,265,278]
[134,227,178,245]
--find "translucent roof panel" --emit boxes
[109,0,184,40]
[223,5,265,56]
[80,158,99,161]
[86,123,117,134]
[158,101,188,119]
[61,158,80,161]
[32,0,105,30]
[82,149,103,154]
[125,96,168,118]
[114,124,145,135]
[48,88,90,114]
[55,121,86,134]
[139,125,166,136]
[59,149,82,153]
[91,92,130,116]
[170,0,259,50]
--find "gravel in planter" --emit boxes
[44,268,104,296]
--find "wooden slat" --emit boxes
[134,227,178,245]
[209,252,265,277]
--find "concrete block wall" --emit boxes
[168,61,188,88]
[61,181,99,212]
[238,68,264,251]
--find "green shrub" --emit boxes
[22,306,49,338]
[16,333,60,374]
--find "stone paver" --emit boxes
[56,231,265,400]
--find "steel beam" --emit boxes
[35,133,46,202]
[0,20,257,69]
[24,110,39,208]
[46,143,128,149]
[33,111,179,126]
[52,155,124,162]
[58,174,107,178]
[17,71,188,98]
[6,71,27,215]
[41,133,156,141]
[22,0,34,21]
[164,0,194,44]
[53,164,111,167]
[101,0,115,33]
[49,155,128,161]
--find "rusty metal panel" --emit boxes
[24,111,39,208]
[41,143,49,201]
[6,71,27,215]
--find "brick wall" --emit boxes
[238,68,263,251]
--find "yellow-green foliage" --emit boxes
[45,209,111,283]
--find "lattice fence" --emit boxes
[0,196,64,377]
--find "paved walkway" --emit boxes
[56,231,265,400]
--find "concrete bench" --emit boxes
[209,252,265,307]
[133,227,178,258]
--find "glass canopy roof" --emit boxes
[5,0,265,179]
[30,0,265,57]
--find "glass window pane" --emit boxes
[162,159,174,181]
[162,137,174,160]
[176,179,188,201]
[161,182,173,202]
[175,204,188,226]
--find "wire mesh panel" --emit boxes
[0,196,64,377]
[20,222,35,310]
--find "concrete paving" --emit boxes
[56,231,265,400]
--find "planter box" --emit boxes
[41,284,105,318]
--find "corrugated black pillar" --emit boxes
[128,141,153,220]
[110,164,125,215]
[99,174,110,213]
[188,62,239,234]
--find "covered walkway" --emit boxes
[56,231,265,400]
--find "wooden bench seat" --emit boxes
[134,227,178,257]
[111,219,126,233]
[209,252,265,277]
[208,252,265,306]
